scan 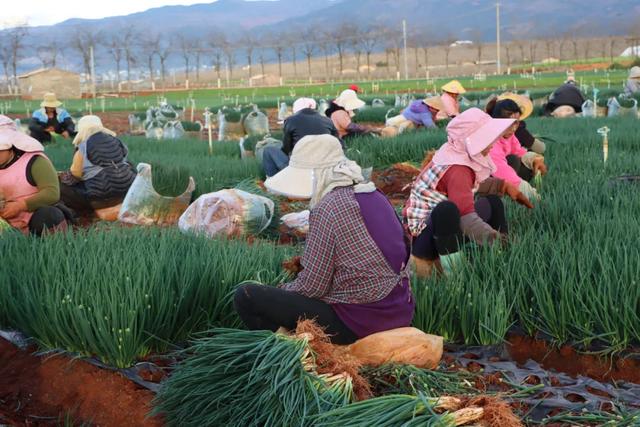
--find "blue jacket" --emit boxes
[32,108,71,124]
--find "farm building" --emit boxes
[18,67,82,100]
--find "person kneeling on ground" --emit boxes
[28,92,76,144]
[543,77,586,118]
[0,115,67,235]
[624,66,640,96]
[262,97,338,177]
[403,108,534,278]
[236,134,414,345]
[326,89,381,141]
[384,96,444,136]
[486,93,545,155]
[436,80,466,120]
[59,116,136,215]
[488,99,546,201]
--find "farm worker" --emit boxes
[624,66,640,95]
[237,135,414,345]
[28,93,76,144]
[403,108,534,278]
[436,80,466,120]
[543,79,585,117]
[487,92,545,155]
[326,89,380,141]
[59,115,136,214]
[0,115,67,235]
[488,99,545,202]
[384,97,444,135]
[262,97,339,177]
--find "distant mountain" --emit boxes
[3,0,639,75]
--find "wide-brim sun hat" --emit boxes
[497,92,534,120]
[424,96,445,112]
[40,92,63,108]
[441,80,466,95]
[629,66,640,80]
[0,115,44,152]
[447,108,515,156]
[264,135,345,199]
[334,89,366,111]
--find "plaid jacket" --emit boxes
[403,163,451,237]
[283,187,409,304]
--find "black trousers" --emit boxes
[59,182,124,213]
[506,154,534,182]
[28,206,66,236]
[233,283,358,345]
[412,195,507,260]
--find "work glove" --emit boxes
[502,181,534,209]
[532,156,547,176]
[518,181,540,202]
[530,139,546,154]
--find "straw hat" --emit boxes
[441,80,466,95]
[629,66,640,80]
[424,96,445,112]
[265,135,345,199]
[40,92,63,108]
[334,89,366,111]
[0,115,44,152]
[497,92,533,120]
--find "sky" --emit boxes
[2,0,209,27]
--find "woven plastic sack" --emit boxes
[163,121,185,139]
[178,189,274,238]
[617,98,638,117]
[243,108,270,136]
[580,100,596,118]
[255,137,283,163]
[217,108,245,141]
[118,163,195,227]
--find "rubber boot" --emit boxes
[411,255,439,279]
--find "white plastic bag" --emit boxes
[280,210,310,236]
[178,189,274,238]
[118,163,195,226]
[581,100,596,118]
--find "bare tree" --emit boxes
[528,40,538,64]
[0,36,11,89]
[442,36,456,75]
[285,33,299,78]
[241,33,256,80]
[359,27,381,79]
[142,34,160,84]
[106,34,124,85]
[385,28,403,75]
[219,34,236,81]
[71,27,100,78]
[121,28,138,84]
[505,44,512,68]
[317,35,333,80]
[268,33,286,80]
[471,30,484,65]
[515,39,527,64]
[208,31,225,82]
[608,37,618,64]
[176,34,194,81]
[36,42,59,68]
[333,23,352,77]
[193,39,202,82]
[301,29,317,81]
[157,35,172,88]
[5,26,29,84]
[349,26,364,78]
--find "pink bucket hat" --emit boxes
[0,115,44,152]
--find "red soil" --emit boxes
[371,163,421,199]
[507,334,640,385]
[0,338,162,427]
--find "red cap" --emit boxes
[349,84,360,93]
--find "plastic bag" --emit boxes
[277,102,290,122]
[607,97,620,117]
[580,100,596,118]
[371,98,385,107]
[178,189,274,238]
[280,210,310,235]
[217,108,245,141]
[243,107,270,136]
[347,327,443,369]
[255,137,283,163]
[118,163,195,227]
[317,99,329,116]
[617,98,638,117]
[128,114,144,133]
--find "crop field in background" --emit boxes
[1,69,630,115]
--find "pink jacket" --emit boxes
[489,134,527,186]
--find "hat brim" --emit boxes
[342,99,366,111]
[424,98,445,112]
[0,129,44,153]
[442,82,466,94]
[41,101,62,108]
[466,118,515,156]
[498,93,533,120]
[264,166,314,199]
